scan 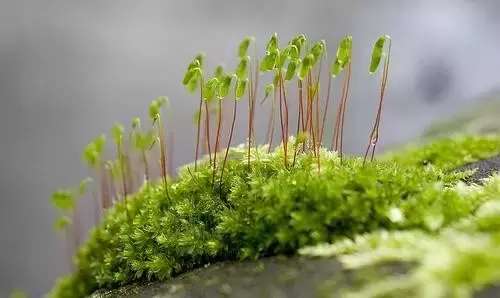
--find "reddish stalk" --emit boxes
[212,100,223,185]
[220,99,238,191]
[117,144,128,199]
[363,46,391,165]
[266,89,277,153]
[338,62,352,163]
[277,74,287,167]
[280,74,290,166]
[320,75,332,146]
[157,118,170,201]
[141,150,149,182]
[98,165,110,210]
[332,71,346,151]
[204,100,213,167]
[194,93,203,171]
[298,80,305,131]
[252,58,259,146]
[292,82,302,168]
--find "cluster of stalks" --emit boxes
[51,33,392,259]
[182,33,391,182]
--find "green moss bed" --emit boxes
[50,135,500,297]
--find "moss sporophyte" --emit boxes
[49,33,500,298]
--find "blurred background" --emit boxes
[1,0,500,296]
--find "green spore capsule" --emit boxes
[285,59,299,81]
[78,177,92,196]
[94,134,106,154]
[260,51,278,72]
[288,44,299,59]
[276,48,289,69]
[235,78,248,99]
[214,65,225,80]
[369,35,390,74]
[53,216,71,231]
[266,32,279,52]
[50,190,75,211]
[131,117,141,129]
[186,75,199,92]
[149,100,161,121]
[194,53,205,68]
[330,35,353,77]
[235,56,250,80]
[111,123,124,145]
[291,34,306,54]
[203,77,220,100]
[298,54,314,80]
[238,36,254,58]
[311,40,326,63]
[218,75,233,98]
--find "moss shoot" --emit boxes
[49,135,500,297]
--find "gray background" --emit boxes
[1,0,500,296]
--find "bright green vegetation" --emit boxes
[301,174,500,298]
[49,135,500,297]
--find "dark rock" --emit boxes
[457,155,500,184]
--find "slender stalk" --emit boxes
[332,70,346,151]
[252,58,259,147]
[141,150,149,182]
[277,73,287,167]
[220,100,237,192]
[320,75,332,146]
[280,74,289,167]
[331,61,351,164]
[157,118,170,201]
[292,80,303,167]
[298,80,305,131]
[116,143,128,201]
[363,46,390,165]
[247,67,253,166]
[98,165,109,210]
[212,99,223,185]
[204,100,212,167]
[266,88,276,153]
[194,94,203,171]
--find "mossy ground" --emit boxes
[50,135,500,298]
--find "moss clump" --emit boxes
[301,175,500,298]
[49,135,500,297]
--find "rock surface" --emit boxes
[91,256,409,298]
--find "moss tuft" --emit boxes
[50,135,500,297]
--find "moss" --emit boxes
[49,135,500,298]
[300,175,500,298]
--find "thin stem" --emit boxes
[158,118,170,202]
[280,74,289,167]
[363,43,391,165]
[213,99,223,185]
[320,75,332,146]
[204,100,212,167]
[220,100,237,193]
[141,150,149,182]
[339,63,351,163]
[247,65,254,167]
[117,144,128,199]
[194,95,203,171]
[252,58,259,150]
[298,80,305,131]
[332,69,346,151]
[266,88,276,153]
